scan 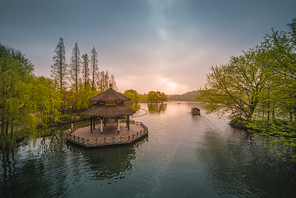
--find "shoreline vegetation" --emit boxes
[1,18,296,162]
[196,18,296,162]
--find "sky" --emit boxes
[1,0,296,94]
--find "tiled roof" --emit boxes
[89,88,131,102]
[83,104,136,118]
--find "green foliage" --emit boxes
[124,89,140,103]
[147,91,167,102]
[79,113,89,120]
[57,114,72,124]
[229,118,249,129]
[196,50,269,119]
[0,45,62,150]
[197,17,296,161]
[68,83,99,112]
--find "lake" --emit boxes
[1,101,296,197]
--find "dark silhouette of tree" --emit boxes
[91,47,98,91]
[81,53,89,89]
[109,74,118,91]
[70,42,81,92]
[51,37,67,93]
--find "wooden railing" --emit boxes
[66,122,148,147]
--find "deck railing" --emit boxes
[66,122,148,147]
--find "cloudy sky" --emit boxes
[1,0,295,94]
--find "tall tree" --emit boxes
[51,37,67,93]
[81,53,89,89]
[70,42,81,92]
[90,47,98,91]
[109,74,118,91]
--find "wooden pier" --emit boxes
[66,121,148,147]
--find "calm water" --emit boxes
[1,102,296,198]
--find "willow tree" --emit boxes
[196,50,270,119]
[69,42,81,93]
[51,37,67,93]
[90,47,99,91]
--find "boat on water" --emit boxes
[191,106,200,115]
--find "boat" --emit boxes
[191,106,200,115]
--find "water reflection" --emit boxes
[126,103,141,112]
[66,136,148,182]
[147,103,167,114]
[196,128,296,197]
[1,131,70,197]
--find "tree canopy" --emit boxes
[147,91,167,103]
[123,89,140,103]
[0,45,62,150]
[196,17,296,161]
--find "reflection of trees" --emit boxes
[147,103,167,114]
[67,136,148,181]
[196,129,296,197]
[126,103,141,112]
[0,127,70,197]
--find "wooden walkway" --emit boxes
[66,121,148,147]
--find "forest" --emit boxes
[196,18,296,161]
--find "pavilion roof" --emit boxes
[89,88,131,102]
[82,104,136,118]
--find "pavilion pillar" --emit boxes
[117,118,120,133]
[127,116,130,131]
[90,117,93,134]
[101,118,103,134]
[104,118,106,127]
[93,117,96,130]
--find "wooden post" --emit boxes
[90,117,93,133]
[93,117,96,130]
[117,118,120,133]
[101,118,103,134]
[127,116,130,131]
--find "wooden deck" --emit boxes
[66,121,148,147]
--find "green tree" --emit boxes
[246,18,296,161]
[1,45,63,151]
[69,42,81,92]
[33,76,63,127]
[123,89,140,103]
[74,84,98,111]
[51,37,67,93]
[147,91,167,102]
[196,50,270,119]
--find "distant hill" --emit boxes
[167,90,199,101]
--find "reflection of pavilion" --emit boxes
[66,86,148,147]
[67,135,148,182]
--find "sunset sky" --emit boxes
[1,0,295,94]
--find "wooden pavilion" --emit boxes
[82,86,136,134]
